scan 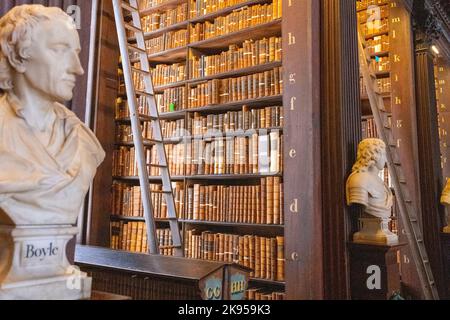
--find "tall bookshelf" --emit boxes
[109,0,285,300]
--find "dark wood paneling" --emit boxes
[283,0,323,299]
[87,0,119,247]
[320,0,362,300]
[414,36,447,298]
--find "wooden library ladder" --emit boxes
[112,0,183,257]
[357,31,439,300]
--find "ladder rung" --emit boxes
[136,90,154,97]
[128,44,146,55]
[151,190,173,194]
[147,163,167,168]
[124,22,141,34]
[131,67,150,75]
[121,2,138,12]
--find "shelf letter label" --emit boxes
[290,199,298,213]
[289,73,296,84]
[396,120,403,128]
[394,55,401,62]
[395,96,401,105]
[288,33,296,45]
[290,96,297,111]
[289,149,297,159]
[291,252,299,261]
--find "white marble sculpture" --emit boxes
[440,181,450,233]
[346,138,399,245]
[0,5,105,300]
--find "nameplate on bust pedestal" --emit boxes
[20,240,63,268]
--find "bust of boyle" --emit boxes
[0,5,105,225]
[346,138,398,245]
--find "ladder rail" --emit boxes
[129,0,183,253]
[112,0,183,257]
[112,0,159,254]
[357,31,439,300]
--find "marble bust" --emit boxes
[0,5,105,299]
[440,180,450,233]
[346,138,399,245]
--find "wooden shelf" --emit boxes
[113,176,185,182]
[114,138,183,147]
[140,0,188,16]
[147,46,188,64]
[187,95,284,114]
[154,80,187,93]
[110,215,175,223]
[189,0,272,24]
[115,115,155,123]
[180,220,284,229]
[131,21,189,42]
[249,278,286,286]
[360,92,391,101]
[370,50,390,58]
[189,19,282,50]
[364,30,389,40]
[188,61,282,84]
[184,127,283,140]
[185,173,282,180]
[158,95,283,119]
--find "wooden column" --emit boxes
[414,33,447,297]
[320,0,362,300]
[86,0,119,247]
[389,0,423,299]
[283,0,323,300]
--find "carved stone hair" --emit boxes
[352,138,386,172]
[0,5,71,91]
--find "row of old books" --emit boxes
[151,63,186,87]
[144,29,188,55]
[112,130,282,176]
[362,117,378,139]
[356,3,389,23]
[361,17,389,37]
[138,0,171,9]
[184,131,283,175]
[112,144,186,176]
[115,96,153,119]
[366,35,389,54]
[141,3,188,33]
[189,4,278,43]
[110,221,174,256]
[185,230,285,281]
[185,177,283,225]
[155,86,187,113]
[112,182,184,218]
[360,77,391,95]
[187,67,283,108]
[115,119,186,143]
[246,289,285,300]
[188,106,283,136]
[356,0,389,11]
[189,37,282,79]
[370,56,390,72]
[189,0,252,18]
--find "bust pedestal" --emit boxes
[0,225,91,300]
[354,216,399,246]
[348,242,406,300]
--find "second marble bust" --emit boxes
[346,138,398,245]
